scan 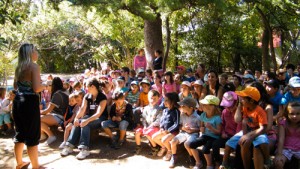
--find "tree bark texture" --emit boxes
[262,29,271,72]
[163,16,171,72]
[144,14,164,69]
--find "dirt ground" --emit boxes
[0,130,192,169]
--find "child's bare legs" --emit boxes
[221,145,232,166]
[274,155,287,169]
[64,124,73,142]
[170,139,179,154]
[241,142,251,169]
[102,127,113,139]
[152,132,165,147]
[190,148,201,165]
[259,143,270,166]
[6,123,12,129]
[253,144,270,169]
[162,134,174,151]
[135,131,142,146]
[184,141,193,156]
[204,153,213,167]
[146,135,156,147]
[119,130,126,141]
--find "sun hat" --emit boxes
[130,81,139,86]
[140,78,151,85]
[235,86,261,102]
[117,76,125,81]
[243,74,255,80]
[178,97,197,108]
[220,91,238,107]
[288,76,300,88]
[181,81,191,87]
[192,80,204,86]
[199,95,220,106]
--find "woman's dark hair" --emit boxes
[207,69,220,87]
[87,78,101,91]
[265,71,276,80]
[146,69,153,76]
[149,89,160,97]
[164,71,174,84]
[112,91,125,100]
[121,67,130,74]
[155,49,162,55]
[51,77,64,98]
[165,92,179,109]
[250,82,270,107]
[286,63,296,71]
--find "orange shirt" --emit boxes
[139,92,149,107]
[242,105,267,129]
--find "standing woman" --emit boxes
[133,48,147,71]
[13,43,46,169]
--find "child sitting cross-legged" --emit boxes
[134,90,162,155]
[169,97,201,168]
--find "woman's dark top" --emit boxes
[153,56,163,70]
[85,91,108,119]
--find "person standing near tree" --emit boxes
[133,48,147,71]
[13,43,46,169]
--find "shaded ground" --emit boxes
[0,130,191,169]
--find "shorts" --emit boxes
[188,135,217,154]
[0,113,11,126]
[102,119,129,130]
[173,132,199,144]
[136,126,160,137]
[13,94,40,146]
[226,131,269,149]
[282,149,300,160]
[51,113,64,125]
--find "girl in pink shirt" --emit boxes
[162,71,176,98]
[133,49,147,71]
[274,101,300,169]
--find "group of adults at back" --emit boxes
[11,44,300,169]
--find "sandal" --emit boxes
[16,162,30,169]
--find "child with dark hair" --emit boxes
[162,71,176,98]
[102,91,133,149]
[153,92,180,161]
[220,86,269,169]
[134,90,162,155]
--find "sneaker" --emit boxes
[110,140,117,149]
[163,151,172,161]
[189,156,196,168]
[59,142,66,149]
[157,147,167,157]
[114,140,125,149]
[76,149,90,160]
[46,136,56,145]
[134,146,142,155]
[169,155,177,168]
[60,145,73,156]
[193,163,203,169]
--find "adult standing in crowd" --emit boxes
[13,43,46,169]
[133,48,147,71]
[61,78,108,160]
[40,77,69,145]
[153,49,163,71]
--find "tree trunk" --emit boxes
[144,14,164,69]
[233,53,241,73]
[163,16,171,72]
[262,29,271,72]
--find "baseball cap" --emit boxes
[138,68,145,74]
[243,74,255,80]
[140,78,151,85]
[176,65,185,70]
[288,76,300,88]
[130,81,139,86]
[264,79,279,89]
[117,76,125,81]
[192,80,204,86]
[178,97,197,108]
[220,91,238,107]
[235,86,261,102]
[199,95,220,106]
[181,81,191,87]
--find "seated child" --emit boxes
[152,92,180,161]
[126,81,140,108]
[0,90,16,134]
[134,90,162,155]
[220,86,269,169]
[169,97,201,168]
[187,95,221,169]
[274,102,300,169]
[102,91,133,149]
[59,91,84,149]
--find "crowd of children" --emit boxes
[2,60,300,168]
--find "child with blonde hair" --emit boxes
[274,102,300,169]
[59,92,84,149]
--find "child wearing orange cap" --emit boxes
[220,86,269,169]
